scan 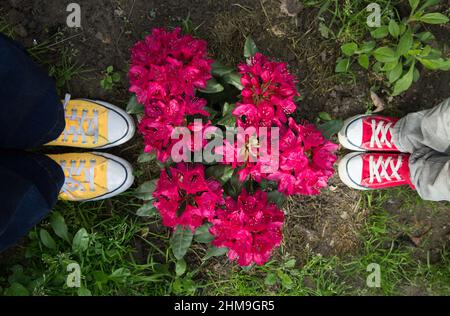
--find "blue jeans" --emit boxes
[0,34,65,252]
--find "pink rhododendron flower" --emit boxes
[210,190,285,266]
[129,27,213,162]
[233,53,299,128]
[267,118,338,195]
[129,27,213,104]
[153,163,224,230]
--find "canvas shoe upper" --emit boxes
[48,152,134,201]
[46,94,135,149]
[339,114,400,152]
[338,152,414,190]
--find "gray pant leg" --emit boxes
[409,148,450,202]
[393,98,450,154]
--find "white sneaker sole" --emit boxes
[338,152,370,191]
[338,114,370,152]
[86,152,135,201]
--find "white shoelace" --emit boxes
[60,159,96,199]
[369,155,402,184]
[61,94,99,144]
[370,119,393,149]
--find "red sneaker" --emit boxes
[338,152,414,190]
[338,114,400,152]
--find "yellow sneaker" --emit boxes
[48,152,134,201]
[46,94,135,149]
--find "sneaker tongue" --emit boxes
[361,153,411,189]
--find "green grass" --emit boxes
[0,194,175,296]
[202,189,449,296]
[0,11,14,38]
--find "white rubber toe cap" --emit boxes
[338,152,368,191]
[82,99,136,149]
[90,152,135,201]
[338,115,366,151]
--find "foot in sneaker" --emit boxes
[48,152,134,201]
[46,94,135,149]
[338,114,400,152]
[338,152,414,190]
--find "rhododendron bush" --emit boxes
[128,28,338,267]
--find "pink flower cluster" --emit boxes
[267,118,338,195]
[153,164,224,231]
[153,163,284,266]
[233,53,299,128]
[210,189,285,266]
[224,54,337,195]
[132,28,338,267]
[129,28,213,161]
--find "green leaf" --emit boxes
[126,95,145,114]
[112,72,121,82]
[318,112,332,121]
[106,65,114,73]
[413,68,420,82]
[222,102,235,117]
[136,203,157,217]
[171,226,194,260]
[244,36,258,58]
[416,31,434,42]
[211,61,234,77]
[264,273,278,286]
[358,54,370,69]
[39,229,56,250]
[135,180,158,201]
[318,22,330,39]
[388,62,403,83]
[370,26,389,39]
[392,62,415,96]
[267,191,287,208]
[50,211,70,242]
[341,42,358,56]
[204,246,228,261]
[373,47,398,63]
[397,29,413,56]
[206,165,234,184]
[408,0,420,13]
[358,41,376,54]
[217,114,236,127]
[418,58,450,71]
[418,0,440,12]
[77,287,92,296]
[72,228,90,253]
[223,72,243,90]
[418,13,449,25]
[277,271,293,289]
[199,78,224,94]
[194,223,215,243]
[284,259,296,269]
[138,152,156,163]
[4,283,29,296]
[318,119,344,139]
[109,268,131,283]
[175,259,187,277]
[382,60,399,72]
[388,20,400,38]
[335,58,350,73]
